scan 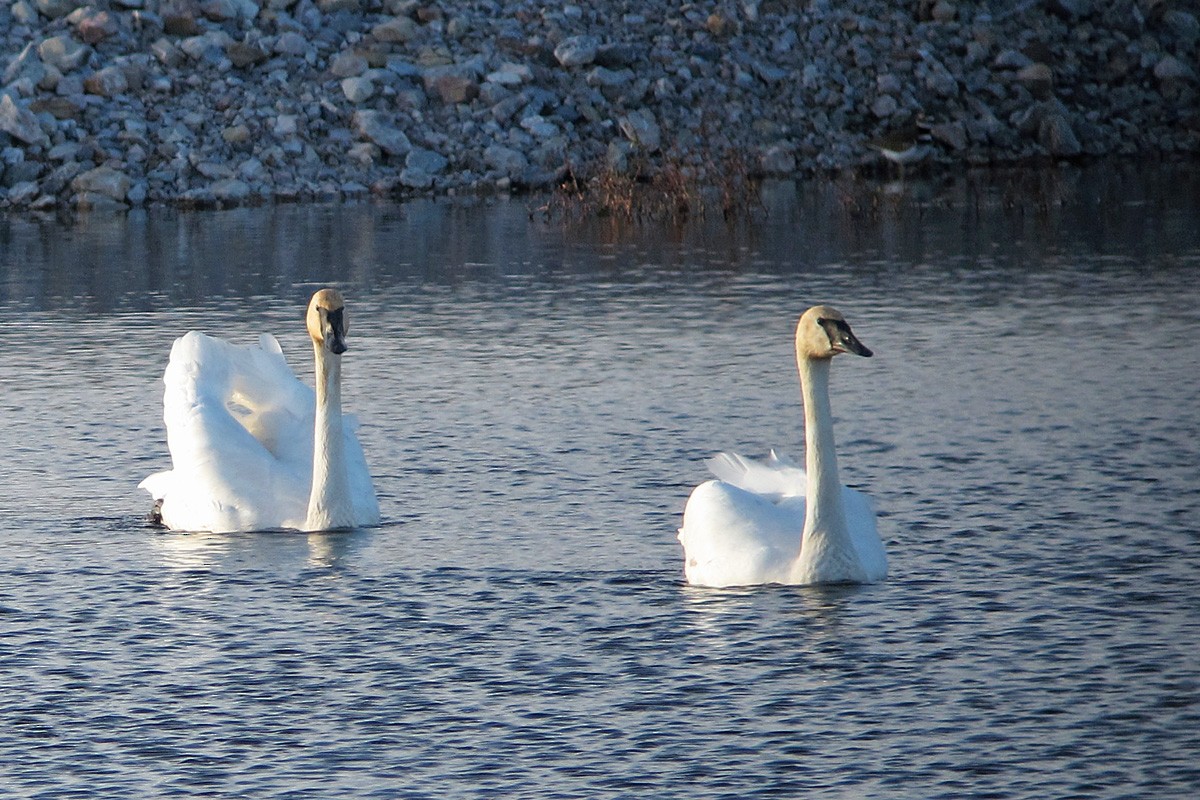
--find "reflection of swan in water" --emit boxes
[151,530,369,571]
[678,306,888,588]
[139,289,379,533]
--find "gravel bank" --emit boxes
[1,0,1197,211]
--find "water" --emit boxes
[2,163,1199,798]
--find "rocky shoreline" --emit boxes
[1,0,1197,212]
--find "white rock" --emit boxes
[553,35,600,68]
[341,76,375,103]
[0,95,50,147]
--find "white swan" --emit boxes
[139,288,380,533]
[678,306,888,587]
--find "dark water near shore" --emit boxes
[2,163,1199,798]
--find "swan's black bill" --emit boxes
[819,317,872,357]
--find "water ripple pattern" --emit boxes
[2,168,1199,798]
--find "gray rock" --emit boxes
[150,38,186,68]
[871,94,898,118]
[211,178,251,202]
[11,0,38,24]
[1154,55,1195,83]
[83,65,129,97]
[406,148,447,174]
[586,66,633,88]
[554,35,601,68]
[993,49,1034,70]
[34,0,81,19]
[6,181,41,205]
[227,41,269,69]
[331,51,369,78]
[3,42,45,86]
[484,143,528,176]
[373,16,419,43]
[1039,111,1081,157]
[399,167,434,188]
[0,95,50,147]
[341,76,375,103]
[353,110,411,156]
[486,63,532,86]
[38,35,92,73]
[1016,63,1054,98]
[929,121,968,150]
[72,165,131,199]
[618,108,661,151]
[274,32,310,56]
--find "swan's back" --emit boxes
[140,331,376,532]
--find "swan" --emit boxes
[139,289,380,533]
[678,306,888,587]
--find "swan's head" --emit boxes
[796,306,873,360]
[307,288,348,355]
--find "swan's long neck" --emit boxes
[792,355,863,584]
[305,343,353,531]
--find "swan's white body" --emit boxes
[678,306,888,587]
[139,290,379,533]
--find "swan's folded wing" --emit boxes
[150,332,312,532]
[706,451,806,502]
[841,485,888,581]
[678,480,804,587]
[341,413,381,526]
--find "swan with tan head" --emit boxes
[678,306,888,587]
[140,289,380,533]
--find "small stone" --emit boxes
[38,36,92,73]
[618,108,661,151]
[72,166,131,200]
[430,74,478,104]
[331,51,369,78]
[84,66,129,97]
[151,38,186,68]
[484,143,528,176]
[1016,62,1054,98]
[71,8,119,44]
[486,63,532,86]
[553,35,600,68]
[273,115,298,137]
[348,142,380,164]
[706,13,732,36]
[399,167,434,189]
[227,41,269,68]
[223,124,252,144]
[353,110,411,156]
[11,0,38,24]
[162,2,202,36]
[930,1,956,22]
[406,148,447,174]
[586,66,633,88]
[274,32,310,56]
[871,94,899,118]
[929,121,968,150]
[1039,112,1081,157]
[211,178,251,202]
[34,0,80,19]
[0,95,50,147]
[993,49,1034,70]
[520,115,558,139]
[342,76,375,103]
[373,16,419,42]
[1154,55,1195,83]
